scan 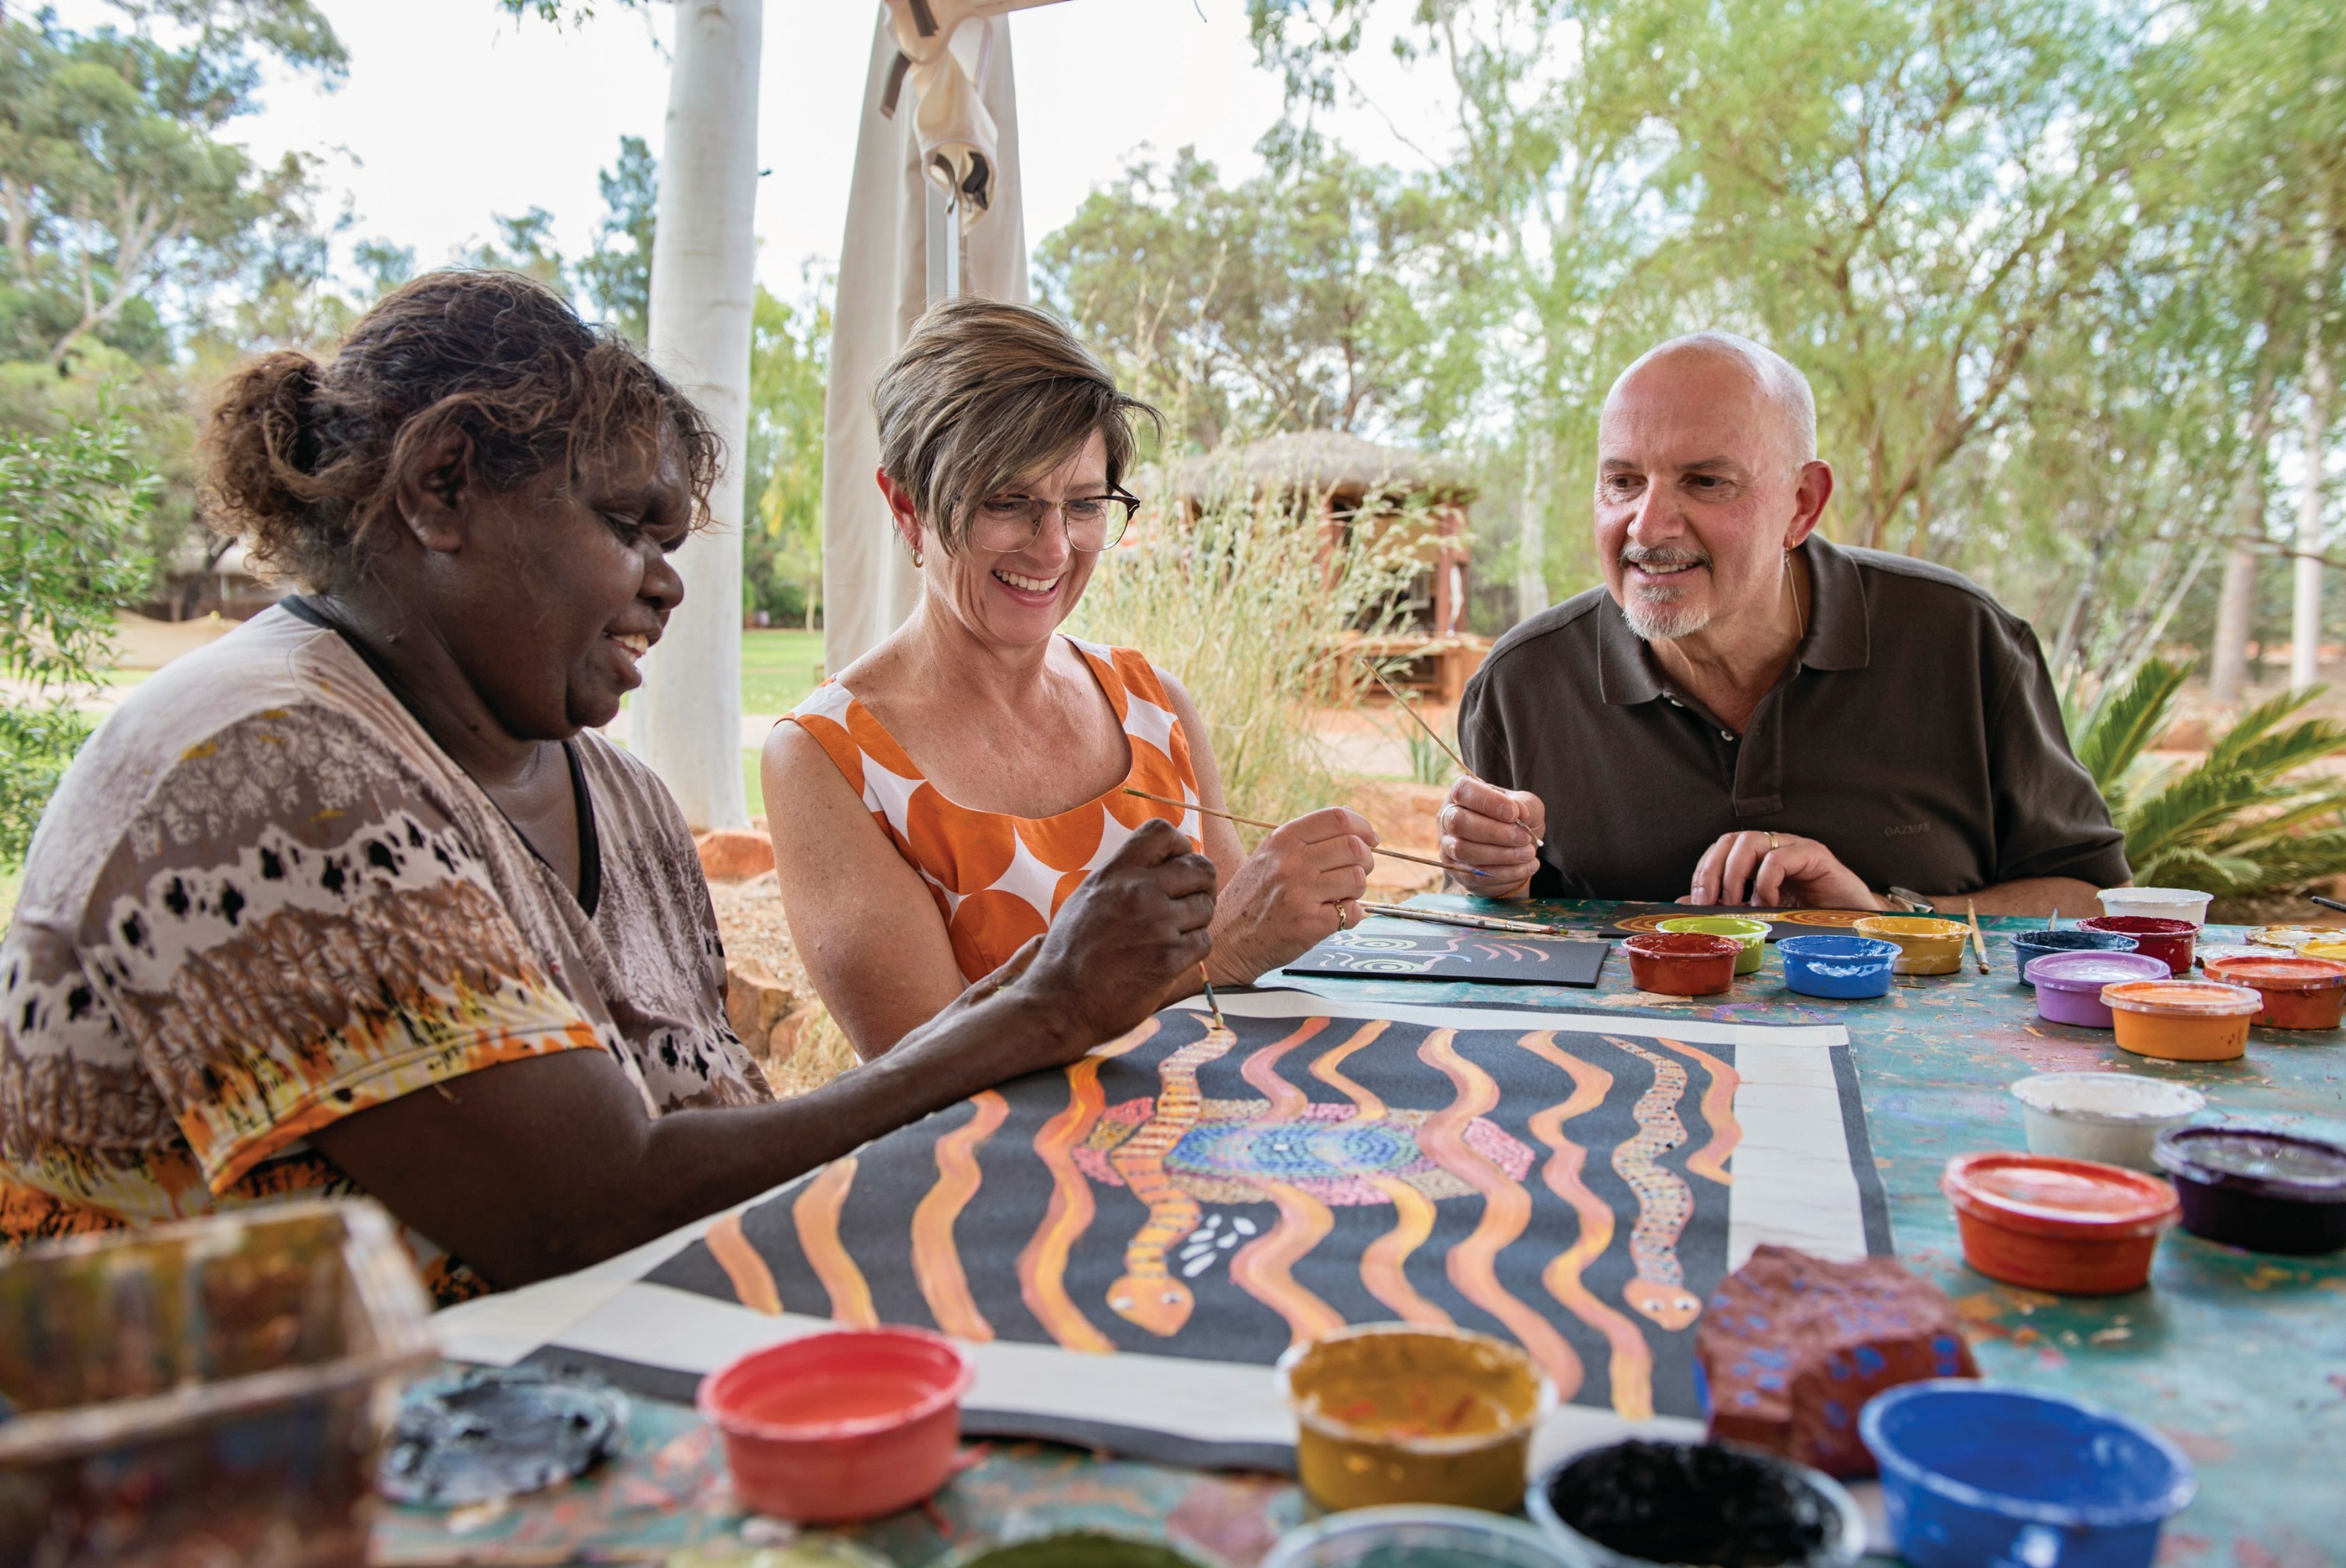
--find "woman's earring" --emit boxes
[913,547,924,568]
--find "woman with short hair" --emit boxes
[766,299,1378,1058]
[0,271,1214,1301]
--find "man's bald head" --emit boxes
[1605,331,1817,475]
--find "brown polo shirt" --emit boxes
[1458,535,2129,902]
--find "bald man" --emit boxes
[1441,332,2127,916]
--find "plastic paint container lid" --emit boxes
[2099,979,2262,1017]
[2023,951,2169,993]
[1853,915,1968,938]
[2246,925,2338,950]
[1623,931,1742,960]
[1941,1152,2181,1240]
[1262,1505,1580,1568]
[2203,954,2346,992]
[2010,1073,2207,1127]
[2153,1125,2346,1204]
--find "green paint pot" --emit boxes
[1659,916,1768,976]
[946,1533,1211,1568]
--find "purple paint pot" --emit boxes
[2027,951,2171,1028]
[2151,1123,2346,1255]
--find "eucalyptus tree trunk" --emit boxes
[2211,373,2278,706]
[634,0,763,830]
[2293,261,2333,694]
[1514,436,1548,623]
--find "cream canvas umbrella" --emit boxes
[821,0,1069,676]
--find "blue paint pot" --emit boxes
[2012,928,2140,985]
[1777,935,1899,999]
[1860,1381,2195,1568]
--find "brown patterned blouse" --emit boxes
[0,606,768,1303]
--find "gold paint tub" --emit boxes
[1852,915,1971,975]
[1278,1323,1549,1514]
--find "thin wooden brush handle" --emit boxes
[1121,788,1497,879]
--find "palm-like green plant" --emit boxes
[2073,658,2346,897]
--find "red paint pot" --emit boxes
[2201,954,2346,1030]
[1623,931,1740,996]
[698,1327,974,1523]
[2077,916,2196,975]
[1940,1153,2179,1295]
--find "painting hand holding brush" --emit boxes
[1357,658,1547,895]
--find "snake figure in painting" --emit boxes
[1610,1038,1704,1330]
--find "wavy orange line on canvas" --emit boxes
[1015,1017,1158,1353]
[1418,1028,1584,1398]
[704,1211,781,1316]
[1239,1017,1331,1118]
[1653,1037,1741,1186]
[1229,1177,1345,1347]
[1361,1175,1453,1326]
[1308,1019,1391,1120]
[912,1089,1009,1341]
[793,1157,876,1328]
[1516,1031,1655,1422]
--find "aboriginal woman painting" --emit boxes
[766,301,1379,1057]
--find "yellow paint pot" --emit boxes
[1659,916,1769,975]
[1278,1323,1549,1514]
[2299,940,2346,964]
[1852,915,1971,976]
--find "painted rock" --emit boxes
[1695,1244,1978,1477]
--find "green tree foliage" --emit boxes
[1036,145,1468,448]
[576,134,655,343]
[0,415,156,864]
[1233,0,2344,675]
[0,2,344,368]
[744,279,828,629]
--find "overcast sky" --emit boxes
[52,0,1452,305]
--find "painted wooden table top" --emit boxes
[370,900,2344,1567]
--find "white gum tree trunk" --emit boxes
[2293,226,2333,695]
[636,0,763,831]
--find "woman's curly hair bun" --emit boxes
[198,270,722,594]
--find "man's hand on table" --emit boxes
[1440,778,1546,899]
[1684,831,1889,911]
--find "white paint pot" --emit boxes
[2097,888,2214,928]
[2010,1073,2208,1171]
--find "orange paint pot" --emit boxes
[698,1327,974,1523]
[1623,931,1740,996]
[1941,1153,2179,1295]
[2202,954,2346,1030]
[2100,979,2262,1060]
[1279,1323,1550,1514]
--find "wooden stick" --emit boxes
[1966,899,1991,974]
[1357,655,1476,780]
[1358,901,1566,935]
[1121,788,1497,879]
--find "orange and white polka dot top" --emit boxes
[782,637,1207,983]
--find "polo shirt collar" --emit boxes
[1595,533,1871,706]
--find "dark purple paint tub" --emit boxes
[2011,928,2139,986]
[2027,951,2171,1028]
[2152,1124,2346,1255]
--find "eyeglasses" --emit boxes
[969,490,1139,554]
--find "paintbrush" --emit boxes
[1199,963,1227,1031]
[1358,901,1568,935]
[2311,895,2346,917]
[1966,899,1991,974]
[1355,656,1543,849]
[1121,788,1495,879]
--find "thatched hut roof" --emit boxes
[1168,431,1477,508]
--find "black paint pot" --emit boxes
[1526,1440,1864,1568]
[2153,1123,2346,1254]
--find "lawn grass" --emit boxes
[741,629,827,716]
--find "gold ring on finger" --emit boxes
[1766,831,1781,851]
